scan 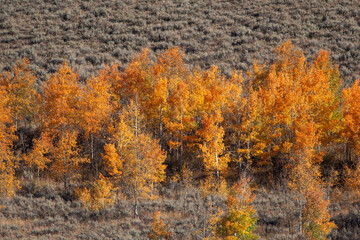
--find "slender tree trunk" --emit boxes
[179,107,183,181]
[215,145,220,186]
[159,107,163,148]
[246,138,251,172]
[180,138,183,181]
[134,197,139,218]
[37,167,40,186]
[90,133,98,177]
[64,174,67,195]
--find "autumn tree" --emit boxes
[198,110,229,192]
[163,77,194,179]
[341,79,360,204]
[148,210,173,240]
[0,58,39,129]
[119,47,194,179]
[224,71,264,179]
[0,87,18,199]
[103,100,166,217]
[0,58,40,170]
[289,119,336,239]
[80,72,111,177]
[242,41,341,181]
[77,173,115,211]
[209,177,259,240]
[191,66,232,188]
[342,79,360,159]
[23,132,52,185]
[42,62,88,193]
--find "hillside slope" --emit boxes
[1,0,359,84]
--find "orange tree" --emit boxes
[242,41,341,182]
[42,62,88,194]
[0,87,18,199]
[288,115,336,239]
[79,72,111,177]
[341,79,360,202]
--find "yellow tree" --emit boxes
[51,131,88,194]
[198,110,229,191]
[191,66,232,182]
[111,48,195,179]
[163,78,193,178]
[209,177,259,240]
[150,47,190,141]
[224,71,264,178]
[42,62,81,134]
[342,79,360,157]
[0,58,40,174]
[148,210,173,240]
[103,101,166,217]
[77,173,115,211]
[0,58,39,129]
[0,87,18,198]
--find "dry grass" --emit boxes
[0,0,359,85]
[0,182,358,239]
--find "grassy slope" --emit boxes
[1,0,360,239]
[1,0,359,85]
[0,182,358,239]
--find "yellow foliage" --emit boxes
[77,174,115,211]
[0,58,40,127]
[207,177,259,240]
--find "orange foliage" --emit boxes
[23,132,52,171]
[42,62,82,134]
[342,79,360,154]
[243,41,341,178]
[148,210,173,240]
[0,87,18,198]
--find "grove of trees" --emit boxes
[1,42,359,238]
